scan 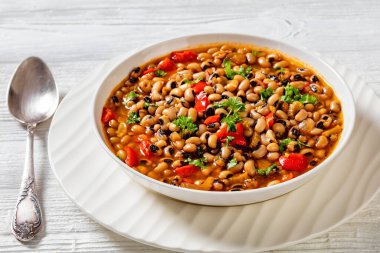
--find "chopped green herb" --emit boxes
[281,85,301,103]
[143,102,158,109]
[223,59,252,80]
[126,111,140,124]
[122,91,139,105]
[257,164,278,176]
[221,113,241,132]
[225,136,235,147]
[299,94,318,105]
[281,85,319,105]
[215,97,246,132]
[252,50,260,57]
[260,87,274,101]
[117,155,123,160]
[227,158,238,169]
[279,138,310,152]
[214,97,246,113]
[185,157,207,169]
[173,116,198,136]
[275,66,285,74]
[154,69,167,77]
[184,77,203,84]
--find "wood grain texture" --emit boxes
[0,0,379,252]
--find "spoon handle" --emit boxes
[11,125,43,241]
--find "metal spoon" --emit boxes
[7,56,59,241]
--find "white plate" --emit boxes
[48,52,380,253]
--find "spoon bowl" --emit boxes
[7,56,58,241]
[8,56,58,124]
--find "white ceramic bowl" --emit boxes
[92,33,356,206]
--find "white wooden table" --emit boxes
[1,0,379,252]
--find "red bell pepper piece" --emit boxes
[157,58,176,71]
[216,127,228,139]
[182,178,194,184]
[142,67,157,76]
[230,135,246,146]
[101,107,115,124]
[204,114,220,125]
[124,146,139,167]
[191,81,207,94]
[279,154,308,171]
[265,112,275,129]
[139,140,152,158]
[170,50,198,63]
[194,92,209,113]
[301,82,311,93]
[174,165,199,178]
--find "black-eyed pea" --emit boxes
[267,94,280,106]
[275,110,288,120]
[120,135,131,145]
[177,107,188,117]
[163,169,173,177]
[108,119,119,128]
[310,128,323,135]
[246,93,259,102]
[219,170,233,180]
[170,132,181,142]
[267,152,280,162]
[267,143,280,152]
[163,108,176,121]
[244,160,256,177]
[200,132,211,144]
[131,125,145,134]
[238,79,250,91]
[315,135,329,148]
[255,71,266,80]
[186,137,202,145]
[252,145,267,159]
[110,137,120,144]
[106,127,116,136]
[204,86,214,94]
[246,52,256,64]
[330,101,341,113]
[215,159,225,167]
[169,88,184,98]
[196,124,207,136]
[204,152,215,162]
[229,162,244,173]
[201,168,212,177]
[273,60,289,69]
[208,93,222,102]
[275,86,285,96]
[187,62,202,72]
[300,148,314,156]
[233,74,245,82]
[173,140,185,150]
[169,122,180,132]
[225,79,239,92]
[155,140,167,149]
[153,162,169,174]
[213,83,225,94]
[304,103,315,111]
[213,180,224,191]
[255,117,266,133]
[198,52,212,61]
[221,146,231,159]
[116,150,126,161]
[289,81,305,89]
[188,108,198,122]
[183,143,197,153]
[295,109,308,122]
[172,160,182,168]
[258,57,271,67]
[253,86,263,94]
[244,127,254,137]
[184,88,195,102]
[315,149,326,159]
[208,134,218,149]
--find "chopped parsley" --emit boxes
[173,116,198,136]
[281,85,318,105]
[227,158,238,169]
[260,87,274,101]
[154,69,167,77]
[275,66,285,74]
[185,157,207,169]
[122,91,139,105]
[252,50,260,57]
[279,138,310,152]
[299,94,319,105]
[214,97,246,132]
[184,77,203,84]
[223,59,252,80]
[225,136,235,147]
[257,164,278,176]
[143,102,158,109]
[126,111,140,124]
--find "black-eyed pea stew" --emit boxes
[101,43,343,191]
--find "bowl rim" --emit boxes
[91,32,356,197]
